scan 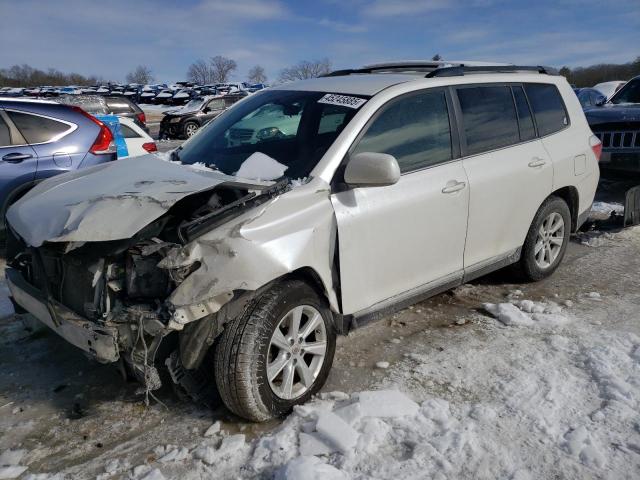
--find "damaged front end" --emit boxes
[5,164,290,397]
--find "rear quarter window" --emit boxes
[0,115,10,146]
[8,111,71,144]
[524,84,569,137]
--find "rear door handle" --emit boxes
[2,152,33,163]
[528,157,546,168]
[442,181,466,194]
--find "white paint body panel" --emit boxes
[462,140,553,268]
[331,161,469,314]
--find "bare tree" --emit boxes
[125,65,154,84]
[432,54,442,61]
[278,58,332,83]
[248,65,267,84]
[187,59,215,84]
[210,56,237,83]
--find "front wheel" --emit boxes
[518,196,571,281]
[183,121,199,138]
[214,279,336,422]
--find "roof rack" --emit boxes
[323,62,558,78]
[425,65,558,78]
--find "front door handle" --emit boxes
[2,152,33,163]
[528,157,547,168]
[442,181,466,194]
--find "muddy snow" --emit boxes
[1,221,639,479]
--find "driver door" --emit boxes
[330,89,469,315]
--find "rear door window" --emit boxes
[524,84,568,136]
[352,90,452,173]
[512,86,536,141]
[7,111,71,144]
[0,114,10,146]
[457,86,519,155]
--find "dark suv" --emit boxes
[585,75,640,171]
[0,99,117,230]
[159,94,245,139]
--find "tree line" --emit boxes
[3,56,639,88]
[559,56,640,87]
[185,56,331,85]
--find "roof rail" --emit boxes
[323,63,558,78]
[425,65,558,78]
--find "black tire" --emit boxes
[214,279,336,422]
[183,121,199,138]
[518,196,571,281]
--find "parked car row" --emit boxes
[1,82,267,106]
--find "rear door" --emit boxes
[0,110,39,218]
[455,84,553,272]
[331,88,469,315]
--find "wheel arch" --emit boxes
[550,186,579,232]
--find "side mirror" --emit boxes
[344,152,401,187]
[595,95,607,106]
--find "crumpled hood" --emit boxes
[585,103,640,125]
[7,154,267,247]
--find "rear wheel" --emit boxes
[183,121,199,138]
[214,279,336,421]
[518,196,571,281]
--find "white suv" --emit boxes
[5,62,600,422]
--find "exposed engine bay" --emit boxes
[6,177,290,400]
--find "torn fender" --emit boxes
[6,154,270,247]
[160,183,339,328]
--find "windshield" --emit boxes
[177,89,368,180]
[610,78,640,104]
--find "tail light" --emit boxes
[70,106,116,155]
[142,142,158,153]
[589,135,602,162]
[137,112,146,124]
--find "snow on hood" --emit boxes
[6,154,268,247]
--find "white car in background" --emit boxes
[118,116,157,158]
[593,81,626,100]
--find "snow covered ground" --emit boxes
[1,219,639,478]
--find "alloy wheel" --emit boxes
[267,305,327,400]
[534,212,565,269]
[185,124,198,137]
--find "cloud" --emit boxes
[317,18,368,33]
[362,0,452,17]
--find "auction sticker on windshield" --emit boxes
[318,94,367,109]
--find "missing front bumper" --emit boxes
[5,267,120,363]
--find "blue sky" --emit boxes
[1,0,638,83]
